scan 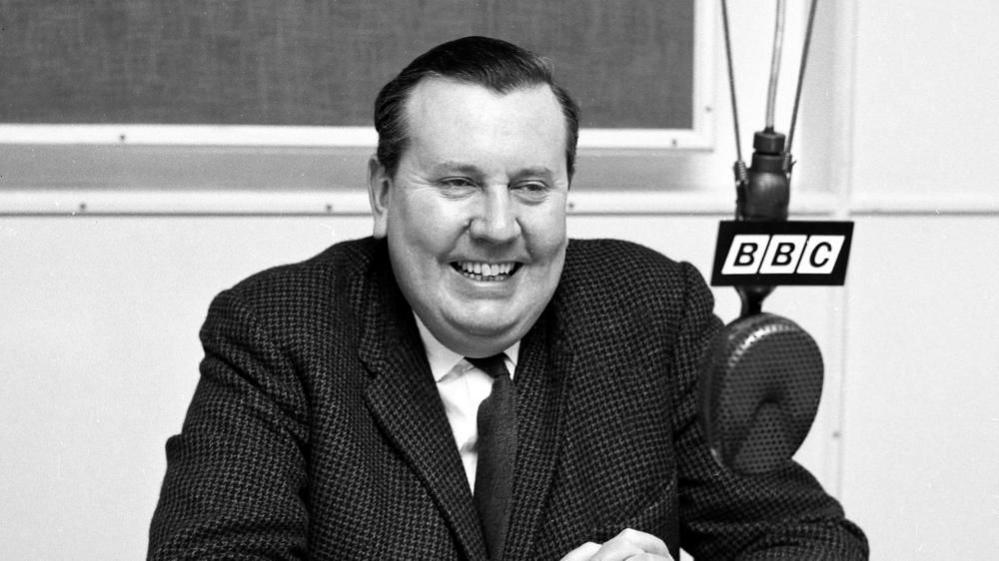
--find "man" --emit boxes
[149,36,867,560]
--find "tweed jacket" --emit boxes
[149,237,867,560]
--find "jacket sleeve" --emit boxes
[668,262,869,560]
[148,288,311,560]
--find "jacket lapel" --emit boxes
[357,251,488,561]
[504,308,574,560]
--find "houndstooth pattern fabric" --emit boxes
[148,237,868,560]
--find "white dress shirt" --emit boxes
[414,315,519,490]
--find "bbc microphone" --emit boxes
[700,129,854,476]
[699,0,852,475]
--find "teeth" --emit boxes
[456,261,515,278]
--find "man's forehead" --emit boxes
[396,77,569,179]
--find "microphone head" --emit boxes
[700,312,823,474]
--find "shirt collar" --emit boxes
[413,312,519,382]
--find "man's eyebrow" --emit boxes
[427,162,558,180]
[513,166,557,178]
[428,161,481,176]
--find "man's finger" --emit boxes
[624,555,674,561]
[559,529,674,561]
[559,541,601,561]
[605,528,671,557]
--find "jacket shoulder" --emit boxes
[228,237,375,298]
[560,238,715,330]
[563,238,699,291]
[205,237,380,337]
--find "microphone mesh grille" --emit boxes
[701,313,824,474]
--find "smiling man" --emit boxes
[149,37,867,561]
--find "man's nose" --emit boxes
[469,187,520,242]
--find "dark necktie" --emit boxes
[466,354,517,561]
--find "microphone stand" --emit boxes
[722,0,818,317]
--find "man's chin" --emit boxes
[454,318,519,339]
[438,315,525,354]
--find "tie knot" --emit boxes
[466,354,510,379]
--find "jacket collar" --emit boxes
[503,306,574,560]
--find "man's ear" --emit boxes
[367,155,391,238]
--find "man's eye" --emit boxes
[512,182,550,199]
[439,178,477,190]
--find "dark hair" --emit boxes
[373,36,580,180]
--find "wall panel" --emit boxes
[840,215,999,558]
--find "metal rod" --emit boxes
[765,0,787,131]
[721,0,744,165]
[786,0,820,158]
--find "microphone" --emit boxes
[704,0,846,475]
[700,131,852,475]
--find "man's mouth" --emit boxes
[451,261,521,281]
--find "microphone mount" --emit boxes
[722,0,818,316]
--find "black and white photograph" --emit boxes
[1,1,996,559]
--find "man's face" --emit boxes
[368,77,570,358]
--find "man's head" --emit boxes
[367,36,580,358]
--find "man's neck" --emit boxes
[412,312,519,381]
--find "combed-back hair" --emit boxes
[373,36,580,180]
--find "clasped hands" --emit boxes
[559,528,675,561]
